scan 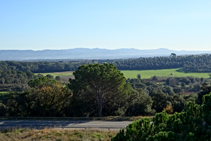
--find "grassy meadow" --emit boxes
[36,68,211,79]
[0,92,8,94]
[121,68,211,79]
[0,92,8,96]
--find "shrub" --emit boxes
[112,93,211,141]
[152,75,158,80]
[163,104,173,114]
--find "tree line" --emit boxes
[113,54,211,72]
[1,54,211,73]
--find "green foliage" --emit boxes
[69,63,131,117]
[0,70,37,91]
[0,84,72,117]
[137,74,141,79]
[115,54,211,73]
[28,77,59,88]
[0,62,209,119]
[147,131,178,141]
[112,93,211,141]
[113,118,154,141]
[198,82,211,104]
[151,90,169,112]
[209,73,211,79]
[0,61,87,73]
[55,76,61,81]
[128,77,186,113]
[1,54,211,75]
[183,93,197,103]
[202,93,211,125]
[125,89,155,116]
[152,75,158,80]
[45,74,54,79]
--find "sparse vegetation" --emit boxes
[0,128,118,141]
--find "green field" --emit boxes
[35,71,73,77]
[35,68,211,79]
[121,68,211,79]
[0,91,8,94]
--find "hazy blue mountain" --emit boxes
[0,48,210,61]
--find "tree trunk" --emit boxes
[98,104,102,117]
[97,95,103,117]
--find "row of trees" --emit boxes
[114,54,211,72]
[1,54,211,73]
[0,61,86,73]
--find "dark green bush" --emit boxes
[112,93,211,141]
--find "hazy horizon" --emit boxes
[1,0,211,51]
[0,47,211,52]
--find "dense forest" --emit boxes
[114,54,211,72]
[1,54,211,73]
[0,70,38,91]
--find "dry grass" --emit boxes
[0,128,119,141]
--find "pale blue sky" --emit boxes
[0,0,211,51]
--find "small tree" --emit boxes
[152,75,158,80]
[170,53,176,57]
[181,82,186,88]
[209,73,211,79]
[28,77,59,88]
[137,74,141,79]
[55,76,61,81]
[46,74,54,79]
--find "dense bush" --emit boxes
[112,93,211,141]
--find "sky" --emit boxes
[0,0,211,51]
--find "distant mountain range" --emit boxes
[0,48,210,61]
